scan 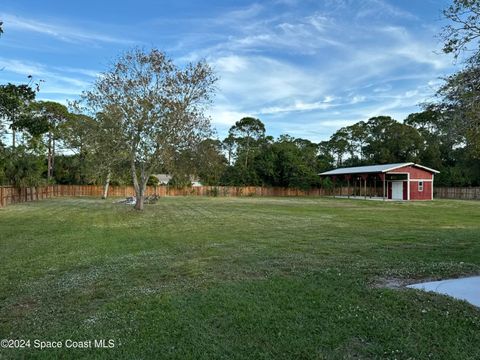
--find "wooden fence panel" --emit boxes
[1,185,479,208]
[434,187,480,200]
[0,184,332,208]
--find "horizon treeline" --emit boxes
[1,109,479,189]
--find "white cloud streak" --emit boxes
[0,58,95,97]
[1,13,136,45]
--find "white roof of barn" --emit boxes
[319,162,439,176]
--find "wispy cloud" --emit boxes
[222,3,265,22]
[260,97,337,115]
[212,55,322,100]
[378,26,450,69]
[1,13,136,45]
[208,107,252,127]
[206,19,450,132]
[324,0,417,21]
[355,0,418,20]
[212,12,342,55]
[52,66,100,78]
[0,58,94,97]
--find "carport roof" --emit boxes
[319,162,439,176]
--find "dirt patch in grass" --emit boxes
[370,276,439,290]
[371,277,409,289]
[371,271,480,290]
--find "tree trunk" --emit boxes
[102,169,111,199]
[131,159,148,211]
[134,188,145,210]
[12,128,16,150]
[47,132,52,183]
[52,137,56,180]
[245,138,250,168]
[134,179,148,210]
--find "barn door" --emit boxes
[392,181,403,200]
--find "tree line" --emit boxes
[190,109,480,187]
[1,0,480,209]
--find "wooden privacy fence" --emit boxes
[0,185,343,208]
[1,185,58,208]
[1,185,478,208]
[434,187,480,200]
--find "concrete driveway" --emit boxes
[408,276,480,307]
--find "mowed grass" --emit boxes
[0,197,480,359]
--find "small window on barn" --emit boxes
[418,181,423,192]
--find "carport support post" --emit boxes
[364,177,367,199]
[361,174,368,199]
[332,176,337,197]
[379,173,386,201]
[346,175,351,198]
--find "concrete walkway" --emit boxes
[407,276,480,307]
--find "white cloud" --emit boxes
[260,101,333,114]
[365,98,404,118]
[1,13,136,45]
[379,26,450,69]
[52,66,100,78]
[319,119,359,128]
[208,107,252,127]
[355,0,417,20]
[373,85,393,93]
[0,58,92,97]
[351,96,366,104]
[213,55,249,73]
[0,58,90,87]
[211,55,326,106]
[226,4,264,20]
[188,9,342,58]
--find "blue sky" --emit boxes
[0,0,456,142]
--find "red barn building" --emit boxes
[319,163,439,201]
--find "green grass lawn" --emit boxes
[1,197,480,359]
